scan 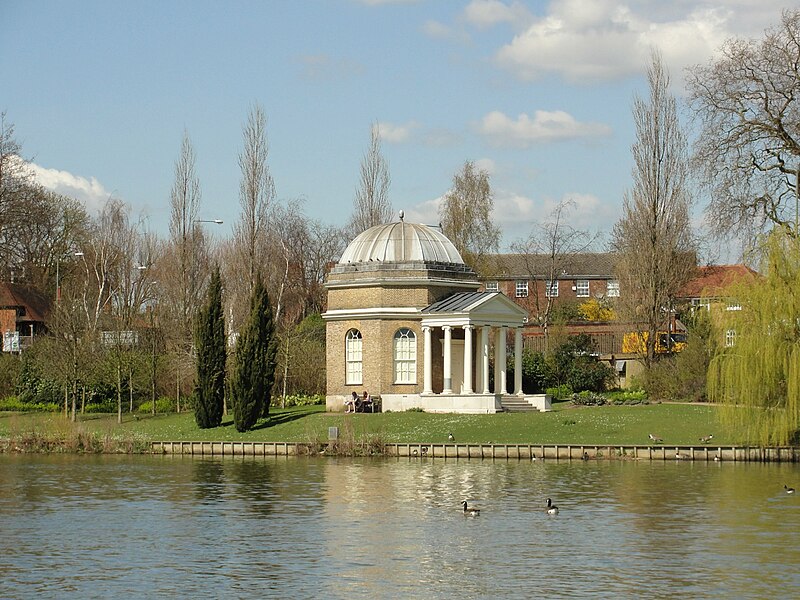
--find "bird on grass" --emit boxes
[699,434,714,444]
[648,433,663,444]
[462,500,480,516]
[448,432,455,442]
[546,498,559,515]
[785,485,795,494]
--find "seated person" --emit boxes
[345,391,357,413]
[361,390,373,412]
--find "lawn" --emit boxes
[0,401,727,447]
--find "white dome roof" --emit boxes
[339,221,464,265]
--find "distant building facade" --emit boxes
[0,282,51,352]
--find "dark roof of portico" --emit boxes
[422,292,495,314]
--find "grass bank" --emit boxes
[0,401,727,452]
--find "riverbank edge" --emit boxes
[151,441,799,461]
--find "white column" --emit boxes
[442,325,453,394]
[481,326,491,394]
[462,325,474,394]
[514,327,524,396]
[495,326,507,395]
[423,325,433,394]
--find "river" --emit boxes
[1,454,798,599]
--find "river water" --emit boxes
[1,454,798,599]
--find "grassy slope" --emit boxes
[0,402,727,446]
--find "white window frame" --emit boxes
[725,329,736,348]
[575,280,590,298]
[545,280,558,298]
[515,280,528,298]
[607,280,620,297]
[393,328,417,384]
[485,281,499,292]
[345,329,363,385]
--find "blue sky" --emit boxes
[0,0,790,256]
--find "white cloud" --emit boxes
[375,120,418,143]
[463,0,532,30]
[490,0,786,84]
[404,196,442,227]
[28,162,111,214]
[478,109,611,147]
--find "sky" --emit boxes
[0,0,791,259]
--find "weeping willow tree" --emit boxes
[708,230,800,445]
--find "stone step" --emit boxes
[500,399,540,412]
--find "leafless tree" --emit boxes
[439,160,500,272]
[512,199,600,349]
[347,122,392,236]
[0,112,36,274]
[687,9,800,245]
[236,103,274,293]
[165,131,204,350]
[611,51,696,368]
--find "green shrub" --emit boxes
[570,391,607,406]
[605,390,649,405]
[0,396,60,412]
[137,397,177,414]
[84,400,117,414]
[546,384,573,400]
[281,393,325,407]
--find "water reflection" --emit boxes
[0,455,798,599]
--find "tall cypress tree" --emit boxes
[194,267,226,428]
[231,274,276,432]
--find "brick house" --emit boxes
[0,282,51,352]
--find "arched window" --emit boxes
[345,329,363,385]
[394,328,416,384]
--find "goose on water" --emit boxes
[462,500,480,516]
[546,498,559,515]
[786,485,796,494]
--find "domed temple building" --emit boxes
[323,214,550,413]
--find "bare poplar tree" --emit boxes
[688,9,800,244]
[611,51,695,368]
[348,123,392,235]
[439,160,500,272]
[167,131,202,351]
[512,199,600,349]
[236,103,274,293]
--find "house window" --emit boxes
[726,303,742,311]
[725,329,736,348]
[345,329,363,385]
[515,280,528,298]
[393,328,416,384]
[576,280,590,297]
[545,280,559,298]
[485,281,499,292]
[607,280,620,297]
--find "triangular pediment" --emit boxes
[421,292,527,327]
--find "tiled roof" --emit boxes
[0,282,52,322]
[678,264,759,298]
[482,253,617,279]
